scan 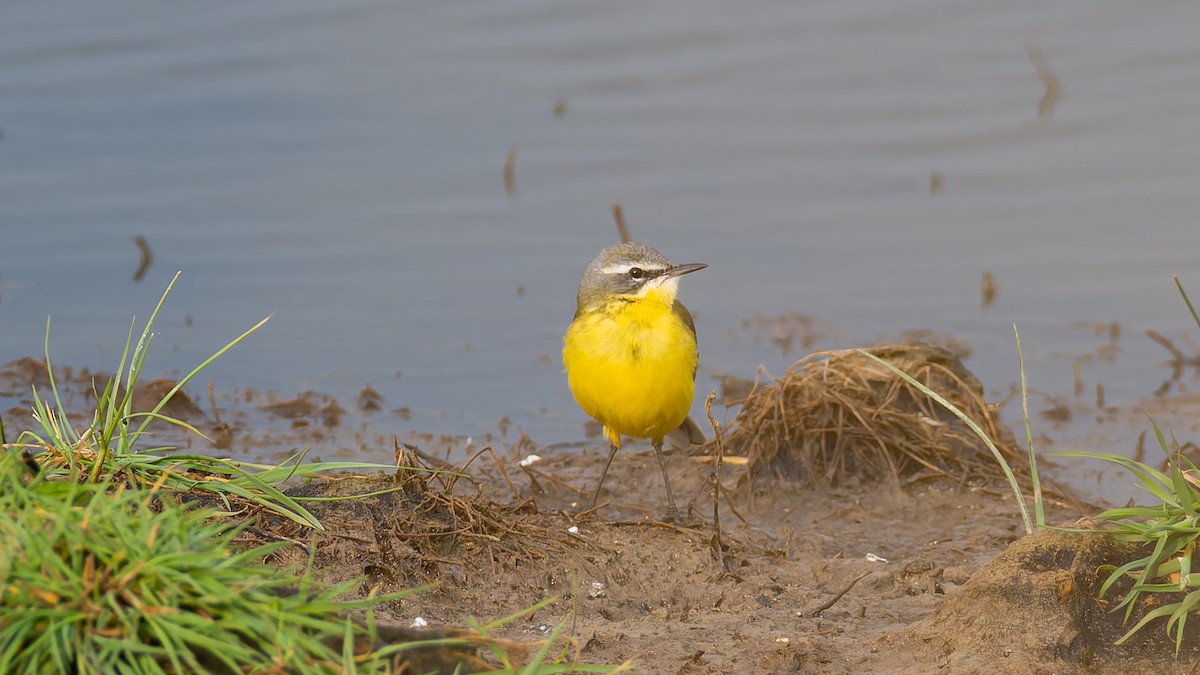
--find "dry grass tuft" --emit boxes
[721,343,1026,489]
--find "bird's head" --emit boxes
[576,242,706,310]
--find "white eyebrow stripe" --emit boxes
[600,262,668,275]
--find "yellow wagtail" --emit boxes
[563,242,706,520]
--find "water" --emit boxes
[3,1,1200,501]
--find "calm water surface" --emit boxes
[3,1,1200,500]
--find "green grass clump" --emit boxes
[1050,279,1200,653]
[0,274,616,674]
[7,272,447,534]
[1079,277,1200,652]
[1040,277,1200,652]
[1058,433,1200,653]
[0,449,411,673]
[8,272,408,530]
[0,274,419,672]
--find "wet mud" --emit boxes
[240,447,1198,673]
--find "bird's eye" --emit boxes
[629,267,645,279]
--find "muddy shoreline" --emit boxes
[4,354,1199,672]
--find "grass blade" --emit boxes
[519,612,570,675]
[132,313,271,442]
[859,350,1033,534]
[1014,324,1043,529]
[1174,275,1200,333]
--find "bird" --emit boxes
[562,241,706,521]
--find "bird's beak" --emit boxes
[666,262,707,278]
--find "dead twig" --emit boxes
[1146,329,1200,396]
[207,381,222,426]
[523,465,587,496]
[457,445,521,501]
[807,571,871,617]
[1147,329,1187,362]
[408,445,458,472]
[703,391,728,570]
[609,519,708,538]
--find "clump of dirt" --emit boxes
[0,357,204,428]
[720,343,1026,489]
[128,378,207,420]
[879,526,1200,672]
[0,356,57,393]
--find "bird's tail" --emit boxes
[667,415,706,449]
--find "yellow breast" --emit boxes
[562,291,698,447]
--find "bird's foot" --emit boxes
[662,505,680,524]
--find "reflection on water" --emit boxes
[3,1,1200,502]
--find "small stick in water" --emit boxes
[612,204,630,243]
[1026,42,1061,120]
[503,147,517,198]
[133,236,153,282]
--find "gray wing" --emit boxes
[672,300,697,343]
[669,299,706,446]
[672,300,698,379]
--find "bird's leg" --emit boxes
[590,441,620,509]
[653,440,679,523]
